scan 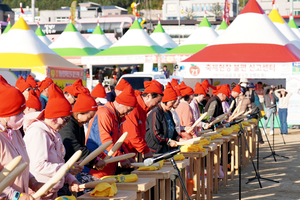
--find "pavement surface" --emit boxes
[213,128,300,200]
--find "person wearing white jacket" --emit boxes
[274,89,292,135]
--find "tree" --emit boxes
[212,2,223,17]
[182,8,195,20]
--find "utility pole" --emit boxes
[178,0,180,44]
[31,0,35,22]
[290,0,294,16]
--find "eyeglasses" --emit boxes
[62,116,71,123]
[25,87,33,92]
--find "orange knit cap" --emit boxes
[91,83,107,98]
[162,83,177,103]
[73,93,98,113]
[194,83,206,95]
[15,76,31,93]
[26,90,42,111]
[116,85,137,107]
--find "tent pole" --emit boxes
[87,64,93,91]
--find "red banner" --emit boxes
[224,0,230,25]
[47,66,84,80]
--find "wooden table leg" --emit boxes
[196,157,201,200]
[160,179,166,200]
[144,190,150,200]
[206,154,211,200]
[166,179,171,200]
[214,148,219,194]
[241,131,246,169]
[235,136,239,175]
[154,179,159,200]
[231,139,235,180]
[137,192,142,200]
[210,152,214,199]
[201,156,205,200]
[223,142,228,186]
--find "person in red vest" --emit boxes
[84,85,137,179]
[121,80,163,159]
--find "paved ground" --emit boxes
[213,128,300,200]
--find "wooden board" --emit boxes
[132,167,175,179]
[180,150,207,158]
[210,139,224,145]
[163,159,189,169]
[116,178,156,192]
[203,143,218,151]
[77,190,136,200]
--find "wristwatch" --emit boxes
[13,191,21,200]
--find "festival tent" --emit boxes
[268,9,300,49]
[81,19,167,66]
[216,20,228,35]
[87,24,112,50]
[178,0,300,126]
[160,17,219,63]
[35,26,52,46]
[288,16,300,39]
[49,23,100,57]
[0,22,11,43]
[0,17,85,88]
[150,21,178,50]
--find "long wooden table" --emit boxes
[78,190,137,200]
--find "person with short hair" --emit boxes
[24,90,42,115]
[176,81,196,139]
[85,85,137,179]
[275,88,292,135]
[163,65,171,78]
[228,84,242,112]
[63,79,90,106]
[256,81,264,104]
[91,83,108,106]
[263,85,277,135]
[121,80,163,159]
[145,83,183,153]
[24,84,84,200]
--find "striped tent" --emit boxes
[95,19,167,56]
[35,26,52,46]
[268,8,300,49]
[49,23,100,56]
[165,17,218,54]
[0,17,83,84]
[150,21,178,50]
[0,22,11,43]
[216,20,228,35]
[182,0,300,64]
[87,24,112,50]
[288,16,300,39]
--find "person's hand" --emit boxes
[19,193,34,200]
[143,151,153,159]
[95,159,106,171]
[169,140,177,147]
[69,180,84,193]
[120,159,131,168]
[203,123,210,130]
[186,127,195,136]
[178,138,187,142]
[180,131,193,139]
[69,161,84,175]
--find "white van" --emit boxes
[118,72,169,92]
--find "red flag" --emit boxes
[272,0,275,6]
[20,3,25,14]
[224,0,230,25]
[205,10,208,15]
[7,14,10,23]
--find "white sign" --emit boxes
[81,55,158,65]
[178,62,293,79]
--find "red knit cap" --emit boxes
[26,75,38,88]
[178,81,194,97]
[194,83,206,95]
[36,89,41,97]
[232,84,242,93]
[45,84,72,119]
[174,87,181,97]
[26,90,42,111]
[143,80,163,94]
[0,75,8,84]
[0,82,26,117]
[201,79,216,92]
[170,79,179,88]
[116,85,137,107]
[73,93,98,113]
[134,90,142,97]
[73,79,83,87]
[162,83,177,103]
[91,83,107,98]
[15,76,31,93]
[213,85,230,97]
[38,77,53,91]
[115,79,130,91]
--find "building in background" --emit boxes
[101,6,128,16]
[12,6,39,22]
[162,0,239,20]
[0,2,14,33]
[257,0,300,16]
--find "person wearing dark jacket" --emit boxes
[145,83,184,153]
[263,85,277,135]
[59,93,106,195]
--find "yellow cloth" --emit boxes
[137,160,164,171]
[55,196,76,200]
[210,133,222,140]
[173,154,185,161]
[250,118,258,123]
[199,138,210,145]
[219,128,234,135]
[241,121,250,126]
[261,110,265,117]
[180,143,206,152]
[232,124,241,131]
[90,182,117,197]
[101,174,138,183]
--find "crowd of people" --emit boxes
[0,74,291,200]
